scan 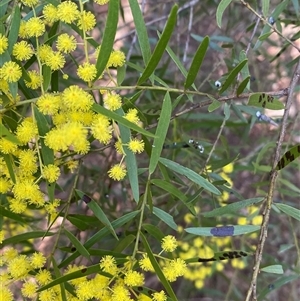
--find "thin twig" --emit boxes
[240,0,300,52]
[183,4,194,63]
[244,59,300,301]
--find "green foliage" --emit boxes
[0,1,299,301]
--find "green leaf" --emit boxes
[278,178,300,194]
[232,103,248,123]
[137,5,178,85]
[202,197,264,217]
[142,223,165,241]
[248,93,284,110]
[0,0,9,16]
[76,190,118,240]
[114,234,136,253]
[58,211,139,268]
[128,0,151,65]
[219,59,248,93]
[258,275,300,301]
[127,61,169,88]
[95,0,119,79]
[159,157,221,195]
[51,257,67,301]
[117,108,139,202]
[236,76,250,96]
[184,36,209,89]
[38,264,104,292]
[224,102,231,120]
[152,206,178,230]
[117,65,126,85]
[140,233,178,301]
[208,99,221,112]
[216,0,233,28]
[33,106,54,165]
[42,65,52,92]
[164,43,195,91]
[239,50,250,90]
[149,92,172,174]
[8,82,18,100]
[0,124,20,144]
[8,5,20,53]
[276,144,300,170]
[1,231,55,247]
[0,206,27,225]
[292,0,299,17]
[2,154,16,183]
[92,103,155,137]
[185,225,260,236]
[150,179,187,202]
[67,215,93,231]
[262,0,270,18]
[274,203,300,221]
[261,265,284,274]
[64,229,91,259]
[258,32,273,41]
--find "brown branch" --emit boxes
[244,60,300,301]
[145,88,289,130]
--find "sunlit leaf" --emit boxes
[276,144,300,170]
[216,0,233,28]
[248,93,284,110]
[261,264,284,274]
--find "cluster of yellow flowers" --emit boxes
[0,0,152,299]
[0,0,146,217]
[0,235,186,300]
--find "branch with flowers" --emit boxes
[0,0,299,301]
